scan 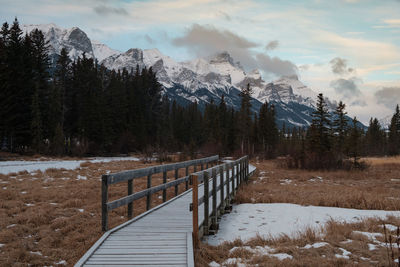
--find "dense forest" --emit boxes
[0,18,400,168]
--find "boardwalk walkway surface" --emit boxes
[76,164,256,267]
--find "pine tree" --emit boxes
[388,105,400,155]
[310,93,331,154]
[31,90,42,152]
[347,117,361,168]
[333,101,348,163]
[365,118,384,155]
[239,83,253,154]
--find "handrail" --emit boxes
[101,155,219,231]
[190,156,250,248]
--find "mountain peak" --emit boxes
[209,51,234,65]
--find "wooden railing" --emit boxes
[190,156,249,248]
[101,155,219,231]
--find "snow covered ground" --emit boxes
[206,203,400,245]
[0,157,140,174]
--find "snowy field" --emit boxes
[206,203,400,245]
[0,157,140,174]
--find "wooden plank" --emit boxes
[107,155,218,184]
[185,166,189,190]
[192,174,199,249]
[107,176,189,211]
[79,157,252,267]
[211,168,217,229]
[101,175,108,232]
[174,167,179,196]
[146,174,152,210]
[203,172,209,236]
[187,232,194,267]
[127,179,133,219]
[162,171,167,202]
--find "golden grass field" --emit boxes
[0,156,193,267]
[1,155,400,266]
[196,156,400,266]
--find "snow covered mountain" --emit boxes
[24,23,352,128]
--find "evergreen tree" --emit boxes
[347,117,362,167]
[310,93,331,154]
[388,105,400,155]
[333,101,348,163]
[239,83,253,154]
[365,118,384,155]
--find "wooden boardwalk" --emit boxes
[75,160,255,267]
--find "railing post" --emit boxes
[236,163,240,189]
[232,163,235,195]
[219,166,224,213]
[175,167,179,196]
[101,175,108,232]
[162,171,167,202]
[146,174,152,210]
[211,168,217,231]
[245,158,248,180]
[192,174,199,249]
[201,164,204,171]
[127,179,133,219]
[185,166,189,190]
[204,172,209,236]
[206,162,209,169]
[226,164,230,203]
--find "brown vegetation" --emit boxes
[194,156,400,266]
[0,157,193,266]
[234,157,400,210]
[196,217,400,266]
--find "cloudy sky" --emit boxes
[2,0,400,124]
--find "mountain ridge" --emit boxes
[23,23,361,129]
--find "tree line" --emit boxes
[282,94,400,169]
[0,18,278,157]
[1,18,399,166]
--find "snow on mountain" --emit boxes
[379,115,391,130]
[91,40,120,62]
[208,52,246,84]
[22,23,95,61]
[25,23,352,128]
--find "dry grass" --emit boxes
[0,157,194,267]
[196,217,400,266]
[234,156,400,210]
[195,156,400,266]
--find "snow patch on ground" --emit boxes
[381,224,398,231]
[0,157,140,174]
[280,178,292,185]
[0,244,4,248]
[76,175,87,181]
[206,203,400,245]
[335,248,351,259]
[303,242,329,249]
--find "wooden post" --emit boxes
[101,175,108,232]
[204,172,209,235]
[201,164,203,171]
[226,164,230,202]
[162,171,167,202]
[146,174,152,210]
[185,166,189,190]
[127,179,133,219]
[236,163,240,189]
[232,163,235,195]
[192,174,199,249]
[206,163,209,169]
[212,168,217,230]
[175,168,179,196]
[219,166,224,212]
